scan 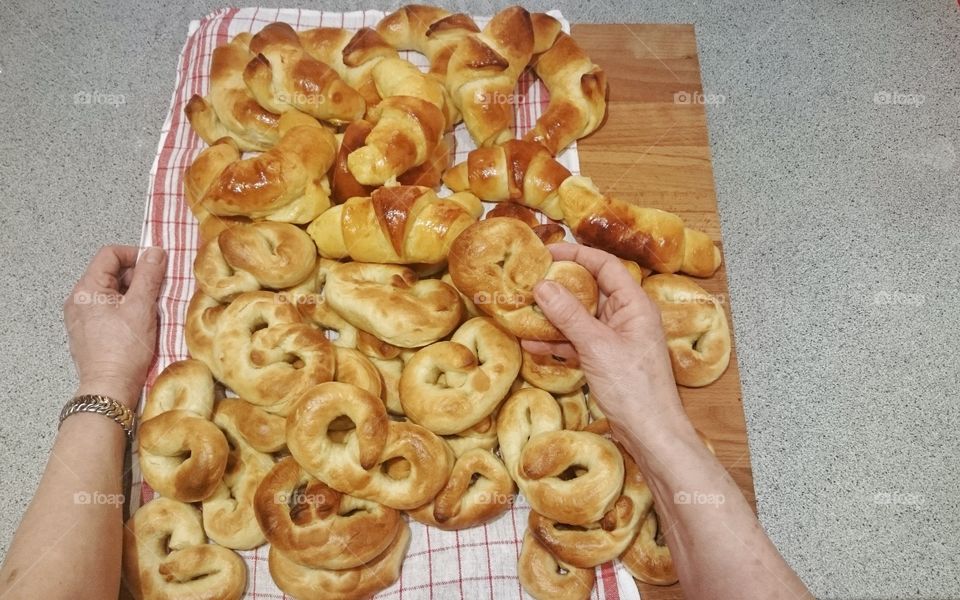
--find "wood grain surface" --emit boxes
[571,23,756,600]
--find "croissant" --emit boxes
[372,56,457,129]
[442,139,570,219]
[445,7,561,146]
[185,33,280,152]
[524,32,608,155]
[244,22,365,124]
[376,5,480,78]
[183,138,250,244]
[298,26,398,107]
[558,175,722,277]
[307,185,482,266]
[201,111,337,224]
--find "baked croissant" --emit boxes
[244,22,365,124]
[524,32,608,155]
[442,139,571,220]
[183,138,250,244]
[185,33,281,151]
[558,175,722,277]
[372,56,457,129]
[376,5,480,78]
[307,185,482,266]
[200,111,337,224]
[298,26,398,107]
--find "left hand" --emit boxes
[63,246,167,407]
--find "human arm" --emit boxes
[0,245,166,600]
[523,243,811,600]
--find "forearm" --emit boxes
[0,406,129,599]
[619,402,811,600]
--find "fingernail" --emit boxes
[143,247,166,264]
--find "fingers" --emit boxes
[520,339,580,361]
[79,246,139,291]
[125,247,168,306]
[533,280,612,350]
[546,243,641,298]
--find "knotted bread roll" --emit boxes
[184,291,227,379]
[620,507,677,586]
[520,348,586,394]
[448,217,598,341]
[517,530,595,600]
[122,497,246,600]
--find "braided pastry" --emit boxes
[442,140,571,220]
[520,349,586,394]
[194,221,317,302]
[286,382,454,509]
[324,262,462,348]
[138,360,228,503]
[559,176,722,277]
[202,398,275,549]
[122,498,246,600]
[244,22,365,123]
[517,530,595,600]
[642,274,731,387]
[376,5,479,78]
[184,291,227,379]
[212,291,336,415]
[307,185,481,266]
[409,448,515,530]
[400,316,521,434]
[201,111,338,224]
[253,457,402,570]
[185,33,280,151]
[298,27,399,107]
[620,507,677,586]
[524,32,608,155]
[268,520,410,600]
[448,217,599,341]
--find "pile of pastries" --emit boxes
[122,5,733,600]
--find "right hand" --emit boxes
[521,244,687,442]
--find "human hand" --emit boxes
[521,243,688,443]
[64,246,167,408]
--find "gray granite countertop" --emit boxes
[1,1,957,598]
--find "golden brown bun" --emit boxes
[376,5,479,78]
[184,291,227,379]
[620,508,678,586]
[298,27,399,107]
[244,22,365,123]
[642,274,731,387]
[520,349,586,394]
[559,175,722,276]
[448,217,598,341]
[184,33,280,151]
[122,498,246,600]
[308,185,480,267]
[524,32,608,155]
[484,203,566,244]
[443,139,571,220]
[201,112,337,224]
[517,530,595,600]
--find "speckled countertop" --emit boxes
[1,1,958,598]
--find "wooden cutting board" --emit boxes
[571,23,756,600]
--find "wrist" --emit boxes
[75,378,142,410]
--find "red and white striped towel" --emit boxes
[133,7,640,599]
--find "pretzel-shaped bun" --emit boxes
[524,32,608,156]
[448,217,599,341]
[642,274,731,387]
[212,292,336,415]
[122,498,246,600]
[620,507,677,586]
[409,448,515,530]
[520,349,586,394]
[376,6,480,77]
[442,140,571,220]
[443,413,499,457]
[244,22,365,123]
[400,317,521,434]
[298,27,399,107]
[517,530,595,600]
[497,387,563,479]
[484,203,566,244]
[333,347,384,399]
[194,222,317,302]
[254,457,402,569]
[324,262,462,348]
[556,389,590,430]
[307,186,481,267]
[184,291,227,379]
[268,520,410,600]
[185,33,281,152]
[368,351,413,416]
[138,360,229,503]
[287,382,454,509]
[201,112,337,224]
[559,176,722,277]
[202,399,276,549]
[215,396,287,455]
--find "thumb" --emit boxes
[533,280,601,345]
[126,247,167,305]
